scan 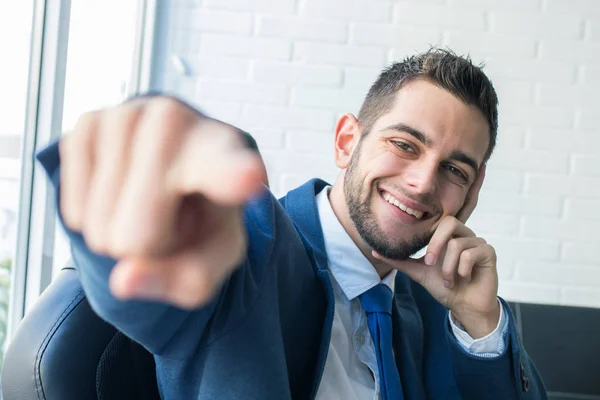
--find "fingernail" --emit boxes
[443,279,453,289]
[425,253,436,266]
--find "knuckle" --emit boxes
[439,215,452,227]
[143,99,197,147]
[461,250,476,265]
[208,120,239,143]
[63,114,99,162]
[58,134,74,158]
[82,226,108,255]
[74,110,101,133]
[61,129,86,158]
[60,203,81,231]
[447,215,459,226]
[193,119,240,152]
[105,103,142,131]
[150,96,190,122]
[447,238,461,252]
[439,215,459,233]
[486,244,497,262]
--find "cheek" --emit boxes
[439,184,469,216]
[363,153,408,184]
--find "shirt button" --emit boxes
[356,334,365,345]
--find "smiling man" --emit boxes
[38,48,546,399]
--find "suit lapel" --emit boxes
[280,179,335,398]
[280,178,330,273]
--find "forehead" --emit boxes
[371,79,491,163]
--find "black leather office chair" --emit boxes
[1,260,161,400]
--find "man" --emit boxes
[38,48,546,399]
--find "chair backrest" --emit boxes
[1,261,160,400]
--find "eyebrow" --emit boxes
[382,122,480,173]
[449,150,479,173]
[384,123,433,147]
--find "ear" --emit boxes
[334,113,361,169]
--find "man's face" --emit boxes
[343,79,490,260]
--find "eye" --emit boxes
[444,164,468,181]
[393,141,415,153]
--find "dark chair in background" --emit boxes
[1,261,160,400]
[509,301,600,400]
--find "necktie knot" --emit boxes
[359,283,393,315]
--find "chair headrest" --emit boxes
[1,259,159,400]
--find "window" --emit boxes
[53,0,142,276]
[0,0,36,367]
[1,0,153,373]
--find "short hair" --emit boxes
[357,48,499,162]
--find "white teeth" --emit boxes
[382,192,425,219]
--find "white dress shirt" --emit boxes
[314,186,507,400]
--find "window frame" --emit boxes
[7,0,71,343]
[6,0,157,343]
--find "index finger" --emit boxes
[425,217,475,266]
[169,120,268,206]
[455,163,486,223]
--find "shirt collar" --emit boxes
[316,186,396,301]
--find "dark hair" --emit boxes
[357,48,499,162]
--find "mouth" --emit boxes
[379,189,431,220]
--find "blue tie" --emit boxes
[359,284,403,400]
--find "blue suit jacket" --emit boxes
[38,142,546,399]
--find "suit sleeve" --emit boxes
[447,298,548,399]
[36,97,267,359]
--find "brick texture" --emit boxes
[148,0,600,307]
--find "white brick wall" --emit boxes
[159,0,600,308]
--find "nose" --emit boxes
[403,158,437,195]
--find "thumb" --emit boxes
[109,254,222,309]
[193,149,267,205]
[109,258,166,300]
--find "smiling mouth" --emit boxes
[379,190,430,220]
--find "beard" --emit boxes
[343,139,433,261]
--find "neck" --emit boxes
[329,179,394,279]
